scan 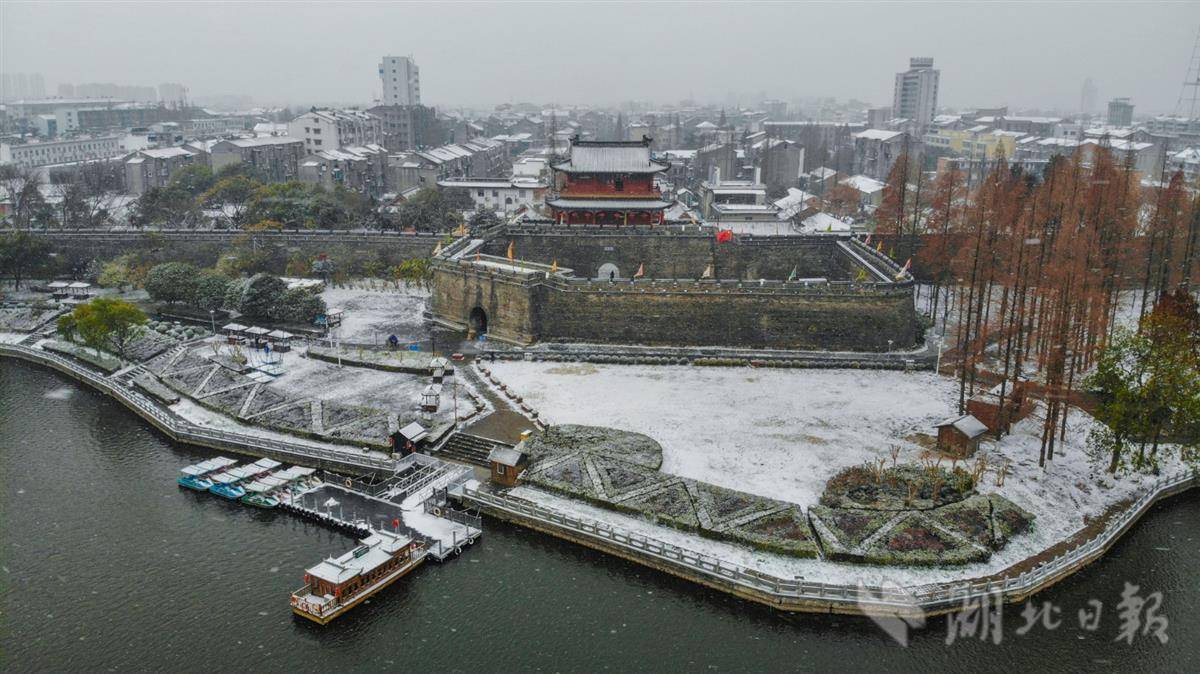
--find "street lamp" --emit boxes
[209,309,216,335]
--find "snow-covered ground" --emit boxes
[0,332,28,345]
[489,362,959,506]
[488,361,1188,582]
[320,285,430,346]
[265,347,459,423]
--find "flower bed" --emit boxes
[820,463,975,510]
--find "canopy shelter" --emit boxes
[67,281,93,297]
[244,326,270,337]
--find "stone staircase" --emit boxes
[435,432,509,468]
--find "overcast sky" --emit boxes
[3,1,1199,113]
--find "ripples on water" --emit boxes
[1,361,1195,672]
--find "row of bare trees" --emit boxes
[878,145,1199,467]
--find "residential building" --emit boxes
[437,177,548,214]
[210,137,305,182]
[288,109,382,154]
[299,144,388,196]
[1,135,123,169]
[866,107,893,129]
[366,104,443,152]
[754,138,805,193]
[923,126,1018,160]
[840,174,887,209]
[852,129,906,181]
[387,139,507,193]
[893,57,939,133]
[379,56,420,106]
[123,147,204,195]
[1107,98,1134,127]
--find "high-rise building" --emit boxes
[1107,97,1134,126]
[158,82,189,106]
[1080,78,1098,115]
[379,56,420,106]
[892,57,939,132]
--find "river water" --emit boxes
[1,360,1196,672]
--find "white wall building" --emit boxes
[1,135,123,168]
[437,177,547,214]
[379,56,420,106]
[288,109,382,154]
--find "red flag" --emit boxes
[902,258,912,272]
[716,229,733,243]
[864,233,872,245]
[634,263,645,278]
[392,518,400,529]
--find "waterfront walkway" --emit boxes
[0,342,399,474]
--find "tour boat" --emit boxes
[177,457,237,491]
[291,529,427,625]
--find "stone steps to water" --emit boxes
[436,433,508,468]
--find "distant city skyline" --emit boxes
[2,2,1198,114]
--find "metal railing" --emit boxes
[0,344,399,473]
[463,469,1195,612]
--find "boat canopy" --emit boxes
[210,472,241,485]
[244,481,275,493]
[261,475,290,488]
[225,465,259,480]
[182,456,237,475]
[250,458,282,471]
[277,466,317,480]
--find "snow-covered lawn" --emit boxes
[488,362,959,506]
[488,361,1188,582]
[263,347,468,425]
[321,285,429,345]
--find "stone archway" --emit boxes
[598,262,621,281]
[468,306,488,337]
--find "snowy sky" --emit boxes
[3,1,1198,113]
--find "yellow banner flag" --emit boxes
[507,241,515,261]
[550,260,558,274]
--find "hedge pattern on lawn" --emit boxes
[522,425,817,558]
[152,345,423,449]
[809,493,1034,566]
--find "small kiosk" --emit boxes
[935,414,988,458]
[390,421,429,456]
[222,323,248,344]
[266,329,295,352]
[244,325,270,349]
[488,446,528,487]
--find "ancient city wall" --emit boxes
[19,229,442,275]
[535,281,918,351]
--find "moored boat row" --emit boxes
[177,457,320,507]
